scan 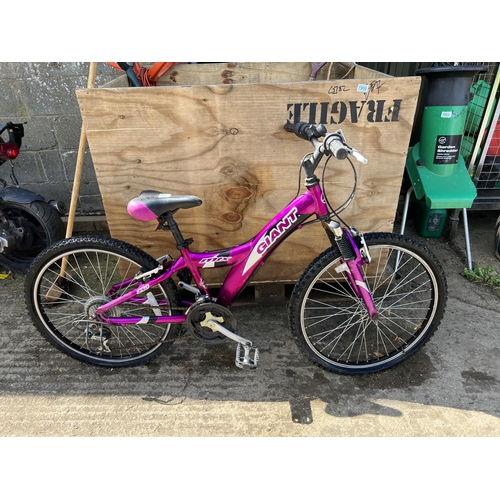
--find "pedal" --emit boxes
[235,343,259,370]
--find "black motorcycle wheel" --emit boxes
[0,200,65,273]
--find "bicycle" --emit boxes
[25,122,448,374]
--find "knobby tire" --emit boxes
[0,200,64,273]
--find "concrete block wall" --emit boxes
[0,62,121,216]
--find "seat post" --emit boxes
[164,212,192,250]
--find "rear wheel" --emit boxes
[289,232,447,374]
[25,235,182,367]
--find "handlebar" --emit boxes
[284,122,368,164]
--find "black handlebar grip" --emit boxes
[284,122,327,141]
[284,122,310,138]
[284,122,308,137]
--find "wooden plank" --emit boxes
[104,62,390,88]
[157,62,358,86]
[77,73,420,285]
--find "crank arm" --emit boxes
[204,319,252,346]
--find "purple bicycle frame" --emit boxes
[95,183,378,325]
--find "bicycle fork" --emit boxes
[324,220,380,321]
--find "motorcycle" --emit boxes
[0,122,66,273]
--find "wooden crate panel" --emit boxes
[77,73,421,284]
[156,62,388,86]
[102,62,390,88]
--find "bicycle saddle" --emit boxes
[127,190,202,221]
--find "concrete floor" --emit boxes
[0,210,499,439]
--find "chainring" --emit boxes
[186,302,236,344]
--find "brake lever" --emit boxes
[350,149,368,164]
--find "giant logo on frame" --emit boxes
[243,207,299,275]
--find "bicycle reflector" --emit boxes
[0,142,19,160]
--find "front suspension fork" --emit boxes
[324,220,380,320]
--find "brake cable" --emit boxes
[293,137,358,227]
[294,152,313,199]
[321,154,358,227]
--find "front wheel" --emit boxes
[25,235,182,367]
[289,232,447,374]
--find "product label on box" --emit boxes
[427,214,444,232]
[434,135,462,164]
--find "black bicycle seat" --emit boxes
[127,190,202,221]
